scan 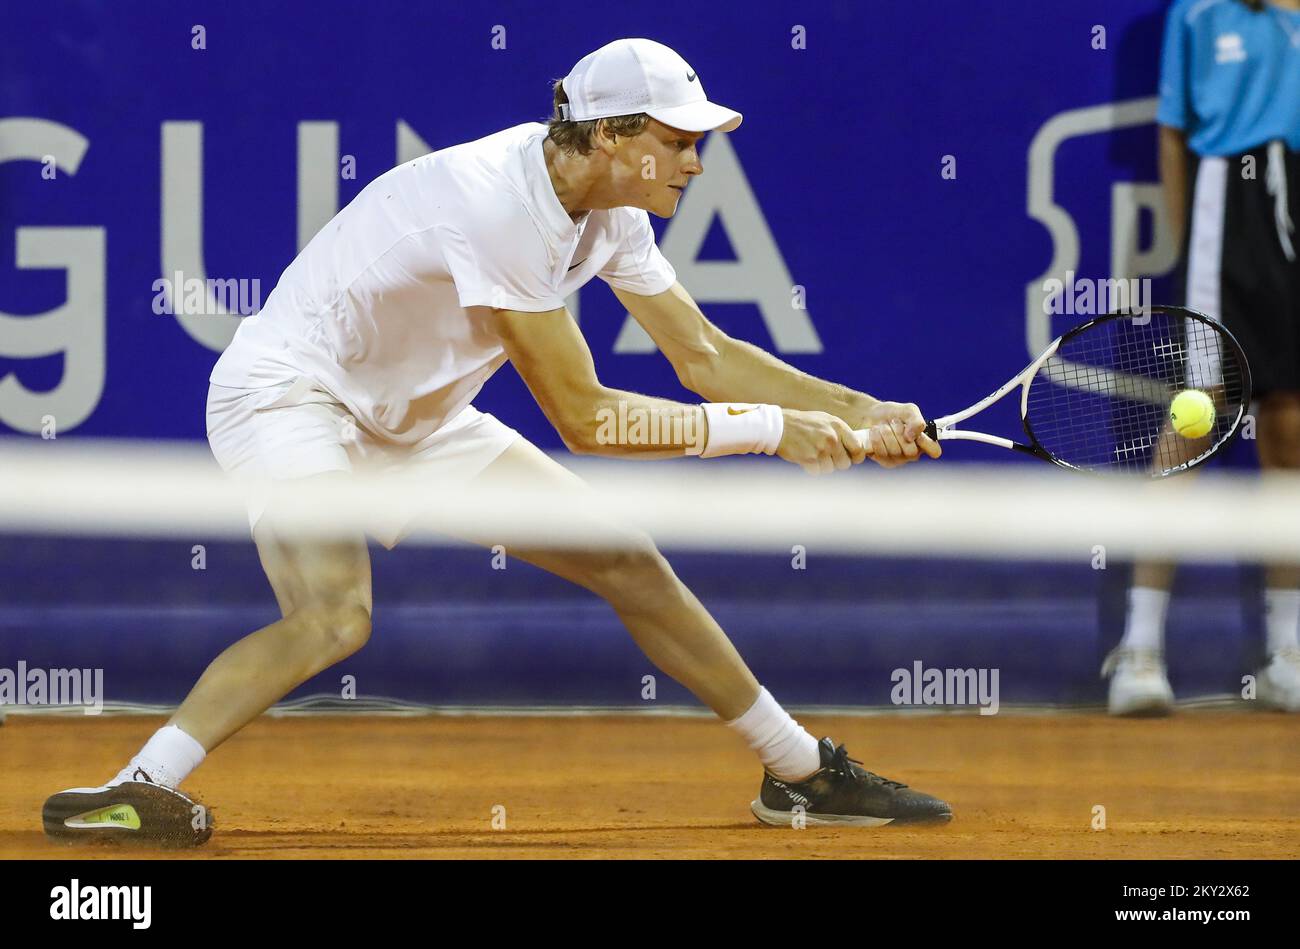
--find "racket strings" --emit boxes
[1025,314,1246,476]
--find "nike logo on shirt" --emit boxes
[567,258,588,271]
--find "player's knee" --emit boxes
[327,603,373,657]
[291,601,373,660]
[580,532,672,600]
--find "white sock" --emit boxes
[725,687,821,782]
[111,725,206,789]
[1120,586,1170,653]
[1264,589,1300,656]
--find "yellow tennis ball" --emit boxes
[1170,389,1215,439]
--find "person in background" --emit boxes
[1107,0,1300,715]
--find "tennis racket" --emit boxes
[854,306,1251,477]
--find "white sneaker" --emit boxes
[1102,647,1174,717]
[1255,648,1300,712]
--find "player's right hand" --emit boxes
[776,410,869,476]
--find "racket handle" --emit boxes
[852,420,938,454]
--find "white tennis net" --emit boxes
[2,436,1299,561]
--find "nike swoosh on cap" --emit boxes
[686,71,697,82]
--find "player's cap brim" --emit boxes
[646,100,742,133]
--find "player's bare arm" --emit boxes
[612,281,941,467]
[489,304,868,473]
[1158,125,1189,243]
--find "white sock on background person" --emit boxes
[111,724,206,789]
[1264,589,1300,656]
[1120,587,1170,653]
[726,687,821,781]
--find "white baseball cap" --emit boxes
[558,38,742,134]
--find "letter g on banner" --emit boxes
[0,118,105,434]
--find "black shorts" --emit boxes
[1177,142,1300,396]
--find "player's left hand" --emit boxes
[858,401,941,468]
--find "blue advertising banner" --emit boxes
[9,2,1266,708]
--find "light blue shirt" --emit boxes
[1158,0,1300,155]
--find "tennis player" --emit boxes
[43,39,949,845]
[1106,0,1300,715]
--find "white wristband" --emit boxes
[689,403,784,458]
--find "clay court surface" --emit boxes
[2,712,1296,859]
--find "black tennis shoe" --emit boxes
[751,737,952,827]
[43,772,213,848]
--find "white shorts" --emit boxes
[205,377,520,548]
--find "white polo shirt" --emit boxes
[209,122,677,445]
